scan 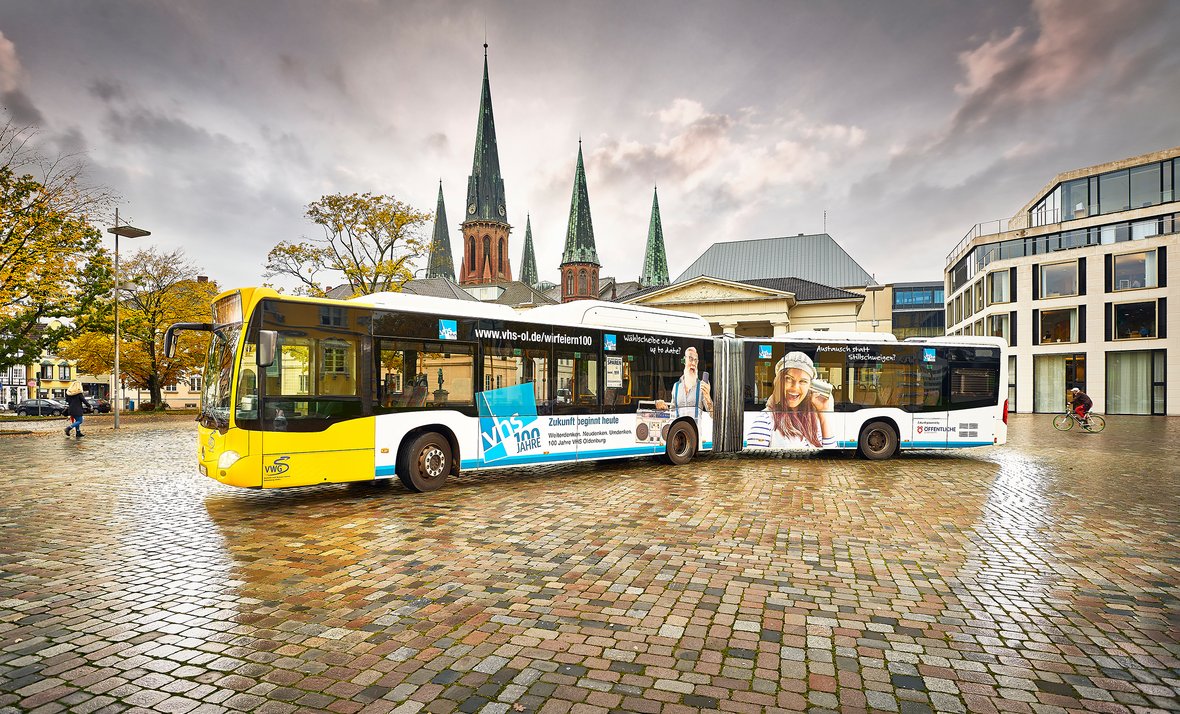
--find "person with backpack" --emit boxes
[64,380,86,439]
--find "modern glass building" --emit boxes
[891,281,945,339]
[944,147,1177,415]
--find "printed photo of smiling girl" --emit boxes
[745,350,836,450]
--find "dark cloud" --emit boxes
[88,79,125,103]
[1,89,42,125]
[424,132,448,152]
[102,108,228,154]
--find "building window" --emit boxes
[468,238,475,271]
[1063,178,1090,220]
[988,269,1010,304]
[322,342,350,374]
[164,383,178,393]
[498,238,505,273]
[1113,250,1158,290]
[1113,301,1157,340]
[566,271,573,295]
[319,307,346,327]
[1007,355,1016,410]
[1099,169,1131,214]
[988,314,1010,345]
[1041,261,1078,298]
[1129,163,1161,209]
[189,374,203,392]
[58,365,70,380]
[1040,308,1078,344]
[1106,350,1156,415]
[578,270,587,295]
[1034,353,1086,413]
[40,364,52,380]
[483,236,491,269]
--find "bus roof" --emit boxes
[902,335,1007,349]
[526,300,712,336]
[351,292,712,336]
[769,330,899,343]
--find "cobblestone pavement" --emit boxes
[1,415,1178,713]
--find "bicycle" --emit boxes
[1052,410,1106,433]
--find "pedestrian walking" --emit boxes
[64,380,86,439]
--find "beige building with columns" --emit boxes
[623,275,893,337]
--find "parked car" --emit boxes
[14,398,67,416]
[85,396,111,413]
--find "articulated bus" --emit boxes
[166,288,1007,492]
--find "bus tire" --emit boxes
[397,432,451,492]
[858,421,898,460]
[664,421,697,466]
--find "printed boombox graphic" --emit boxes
[635,401,673,444]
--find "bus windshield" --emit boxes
[200,326,240,429]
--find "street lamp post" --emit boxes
[108,209,150,429]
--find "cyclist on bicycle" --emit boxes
[1069,387,1092,424]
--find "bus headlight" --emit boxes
[218,450,242,469]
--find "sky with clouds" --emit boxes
[2,0,1178,291]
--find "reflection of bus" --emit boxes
[168,289,1007,491]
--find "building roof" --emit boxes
[674,233,876,288]
[561,143,600,266]
[625,275,864,304]
[519,215,539,287]
[597,277,642,302]
[738,277,863,302]
[401,278,478,301]
[462,280,557,307]
[640,187,669,288]
[426,182,456,281]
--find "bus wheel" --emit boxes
[858,421,898,460]
[664,421,697,465]
[398,432,451,492]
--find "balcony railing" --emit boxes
[946,210,1053,269]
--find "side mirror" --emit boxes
[258,330,277,368]
[164,322,213,358]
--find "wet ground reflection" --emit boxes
[1,414,1177,712]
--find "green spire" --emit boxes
[426,182,456,281]
[520,215,539,286]
[464,45,507,224]
[640,186,669,288]
[561,143,600,266]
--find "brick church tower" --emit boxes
[559,143,600,302]
[459,45,512,285]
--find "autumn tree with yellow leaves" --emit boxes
[60,248,218,408]
[0,119,113,373]
[264,192,431,297]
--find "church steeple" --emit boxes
[520,215,539,287]
[426,181,455,281]
[639,186,669,288]
[560,142,600,302]
[464,44,507,224]
[459,44,512,285]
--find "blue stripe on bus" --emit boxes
[379,443,717,476]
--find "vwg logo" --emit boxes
[264,455,290,475]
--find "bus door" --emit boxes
[908,348,949,449]
[554,348,600,462]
